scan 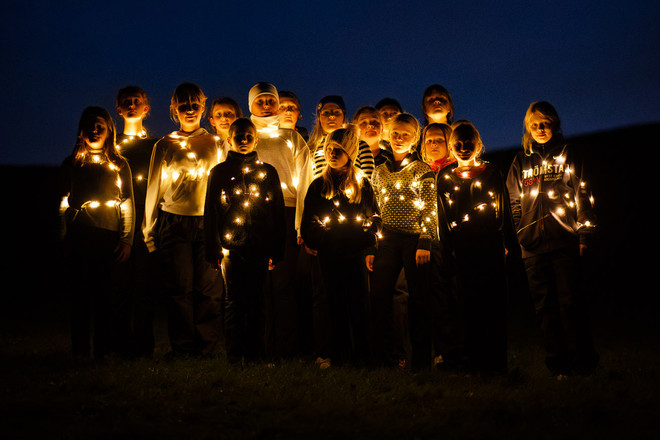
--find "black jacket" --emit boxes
[506,137,596,258]
[204,151,286,263]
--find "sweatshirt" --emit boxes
[59,151,135,246]
[301,174,382,258]
[506,137,596,258]
[143,128,222,252]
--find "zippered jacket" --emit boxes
[506,137,596,258]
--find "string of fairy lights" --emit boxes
[63,134,595,245]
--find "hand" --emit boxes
[415,249,430,266]
[303,243,318,256]
[297,236,304,246]
[365,255,375,272]
[268,258,276,270]
[114,242,131,264]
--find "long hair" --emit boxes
[170,82,207,124]
[320,126,362,204]
[308,96,347,151]
[522,101,562,155]
[421,84,454,125]
[71,106,120,166]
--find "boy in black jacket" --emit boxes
[205,118,286,365]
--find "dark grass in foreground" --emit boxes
[2,300,659,440]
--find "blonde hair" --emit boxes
[420,122,452,164]
[170,82,207,124]
[391,112,421,144]
[320,126,362,204]
[72,106,121,166]
[522,101,562,155]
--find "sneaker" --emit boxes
[315,357,331,370]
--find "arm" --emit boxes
[204,167,223,268]
[416,169,438,265]
[506,154,523,231]
[115,160,135,263]
[292,132,313,239]
[142,140,166,252]
[356,140,375,180]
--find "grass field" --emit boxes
[2,289,659,439]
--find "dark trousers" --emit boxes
[369,230,433,369]
[524,247,597,374]
[127,232,159,357]
[66,224,131,358]
[428,243,460,365]
[264,207,300,359]
[298,251,331,359]
[318,252,370,366]
[222,251,268,363]
[158,212,223,355]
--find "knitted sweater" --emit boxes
[370,153,438,250]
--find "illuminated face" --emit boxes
[423,126,449,162]
[424,91,450,123]
[175,97,204,131]
[251,94,278,117]
[527,112,554,145]
[450,136,481,165]
[117,94,149,121]
[389,120,417,154]
[378,105,400,123]
[82,117,108,150]
[325,142,349,170]
[209,103,238,136]
[356,112,382,144]
[318,103,345,134]
[278,98,300,129]
[228,125,258,154]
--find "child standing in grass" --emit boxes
[115,85,159,358]
[367,113,438,370]
[436,121,518,374]
[59,106,135,359]
[247,82,312,360]
[506,101,598,376]
[143,82,223,358]
[205,118,286,365]
[301,126,381,368]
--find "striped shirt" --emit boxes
[310,138,375,180]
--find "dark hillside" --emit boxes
[1,122,658,320]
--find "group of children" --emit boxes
[58,82,599,376]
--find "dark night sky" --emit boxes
[2,0,659,166]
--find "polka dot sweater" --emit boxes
[371,153,438,250]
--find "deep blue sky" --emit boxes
[2,0,659,165]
